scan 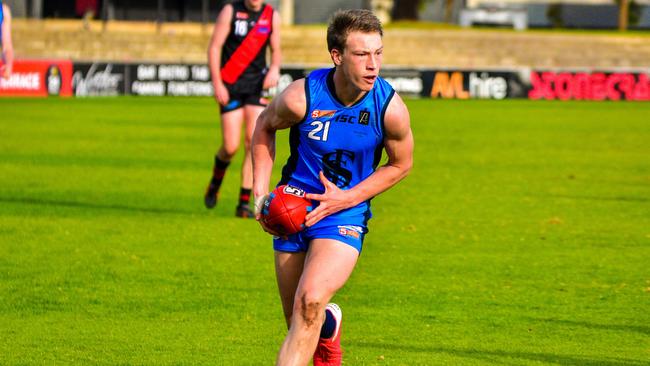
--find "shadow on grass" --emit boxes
[531,317,650,336]
[0,196,196,215]
[545,193,649,203]
[355,342,646,366]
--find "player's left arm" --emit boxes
[1,4,14,79]
[305,92,414,227]
[262,9,282,89]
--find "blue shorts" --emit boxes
[273,214,368,254]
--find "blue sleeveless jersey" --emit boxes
[279,67,395,220]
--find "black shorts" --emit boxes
[220,74,268,114]
[220,89,269,114]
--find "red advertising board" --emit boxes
[528,71,650,101]
[0,59,73,97]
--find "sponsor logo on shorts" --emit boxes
[338,225,362,239]
[311,109,337,118]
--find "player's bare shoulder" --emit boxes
[381,91,413,172]
[265,79,308,130]
[217,2,233,19]
[383,91,411,139]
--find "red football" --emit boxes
[262,185,313,235]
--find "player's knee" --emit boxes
[220,143,239,159]
[295,292,326,328]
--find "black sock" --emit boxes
[210,156,230,189]
[320,309,336,339]
[239,188,252,206]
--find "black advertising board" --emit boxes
[72,63,126,97]
[379,69,425,98]
[266,67,309,97]
[125,64,310,97]
[420,69,529,100]
[127,63,213,96]
[273,68,424,98]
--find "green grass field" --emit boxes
[0,97,648,365]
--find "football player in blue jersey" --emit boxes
[0,0,14,79]
[252,9,413,366]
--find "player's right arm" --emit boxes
[1,4,14,79]
[252,79,306,223]
[208,4,232,105]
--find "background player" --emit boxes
[252,9,413,366]
[204,0,281,217]
[0,0,14,79]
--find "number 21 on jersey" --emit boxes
[308,121,330,141]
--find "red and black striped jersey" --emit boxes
[221,1,273,89]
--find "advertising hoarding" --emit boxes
[528,71,650,101]
[2,61,649,102]
[128,64,213,96]
[72,63,126,97]
[0,60,73,97]
[422,70,529,100]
